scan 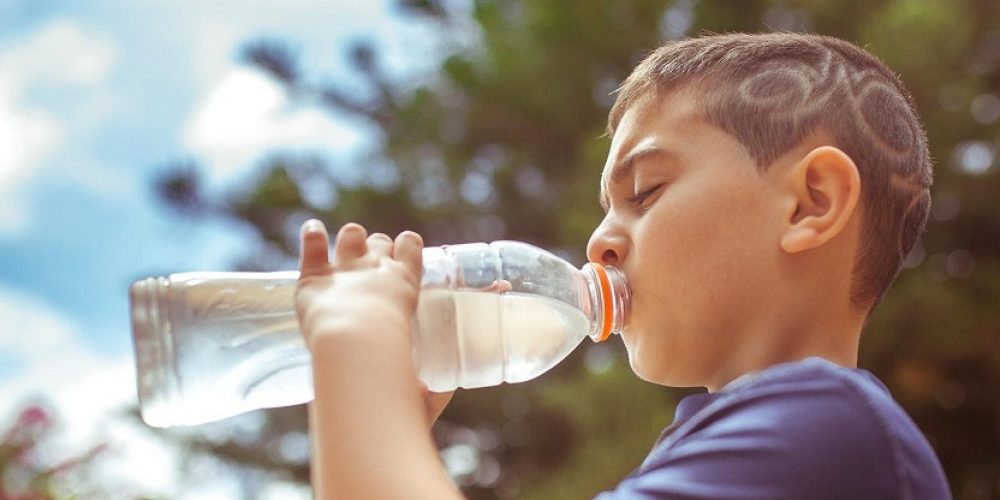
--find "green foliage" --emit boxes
[154,0,1000,497]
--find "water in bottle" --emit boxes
[413,289,591,391]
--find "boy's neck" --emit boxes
[705,308,864,392]
[701,222,868,391]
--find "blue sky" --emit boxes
[0,1,441,494]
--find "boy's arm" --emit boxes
[297,220,462,500]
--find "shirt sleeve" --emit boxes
[594,376,901,500]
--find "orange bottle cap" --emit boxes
[590,262,613,342]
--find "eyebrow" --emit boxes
[599,145,678,212]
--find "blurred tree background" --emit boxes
[145,0,1000,498]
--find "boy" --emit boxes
[295,33,951,499]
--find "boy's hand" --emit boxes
[422,384,455,425]
[296,219,454,425]
[296,220,423,353]
[295,220,462,498]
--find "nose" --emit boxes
[587,218,628,267]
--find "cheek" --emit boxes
[680,185,768,270]
[635,181,771,323]
[637,204,717,296]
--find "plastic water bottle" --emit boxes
[129,241,629,427]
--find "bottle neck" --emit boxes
[582,263,630,342]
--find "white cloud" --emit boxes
[0,19,118,236]
[0,285,135,453]
[181,67,364,185]
[0,84,61,234]
[0,19,116,94]
[0,285,130,418]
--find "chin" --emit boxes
[619,328,656,381]
[626,346,700,388]
[625,348,666,385]
[620,323,671,383]
[626,360,654,383]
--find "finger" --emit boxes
[299,219,331,277]
[393,231,424,277]
[332,223,367,265]
[366,232,394,260]
[424,389,455,425]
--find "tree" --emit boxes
[155,1,1000,497]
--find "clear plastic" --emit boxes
[129,241,629,427]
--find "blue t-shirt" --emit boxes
[596,357,951,499]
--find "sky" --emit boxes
[0,0,442,496]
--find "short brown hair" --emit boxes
[609,33,932,314]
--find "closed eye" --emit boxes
[628,184,664,208]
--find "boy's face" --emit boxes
[588,89,789,389]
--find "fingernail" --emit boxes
[403,231,423,245]
[301,219,325,237]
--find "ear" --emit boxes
[780,146,861,254]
